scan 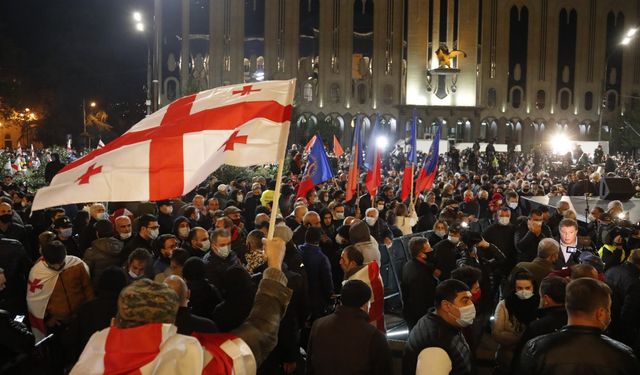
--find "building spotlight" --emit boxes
[133,11,142,22]
[376,135,389,150]
[550,133,571,155]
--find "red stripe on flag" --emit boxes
[345,144,359,202]
[60,100,293,175]
[400,166,413,201]
[193,332,239,375]
[368,261,386,332]
[104,323,163,375]
[365,150,381,198]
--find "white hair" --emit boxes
[365,207,379,218]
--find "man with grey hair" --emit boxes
[516,238,559,286]
[164,275,218,335]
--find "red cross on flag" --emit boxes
[32,80,295,211]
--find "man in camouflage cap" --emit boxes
[115,279,180,328]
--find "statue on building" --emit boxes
[435,45,467,69]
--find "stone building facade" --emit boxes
[156,0,640,148]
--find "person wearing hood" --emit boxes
[364,207,393,246]
[492,268,539,375]
[123,248,153,284]
[171,216,191,247]
[83,219,124,289]
[156,200,175,235]
[427,220,449,247]
[349,220,381,265]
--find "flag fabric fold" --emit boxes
[400,109,418,201]
[345,117,363,202]
[415,124,443,193]
[33,80,296,211]
[304,135,317,153]
[333,135,344,157]
[296,134,334,199]
[365,115,382,199]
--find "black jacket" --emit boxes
[175,306,218,335]
[401,259,437,329]
[516,325,640,375]
[0,309,34,369]
[0,238,30,315]
[483,223,517,269]
[403,310,473,375]
[67,295,118,361]
[512,306,567,370]
[307,306,392,375]
[432,238,459,280]
[605,262,640,346]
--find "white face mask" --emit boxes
[335,212,345,220]
[377,204,385,211]
[498,217,510,226]
[516,290,534,300]
[435,230,446,238]
[178,227,190,238]
[448,235,459,244]
[199,240,211,252]
[335,234,346,245]
[216,245,230,258]
[148,228,159,240]
[163,206,174,215]
[365,217,377,226]
[120,231,132,240]
[451,303,476,327]
[94,212,108,221]
[237,195,244,202]
[128,270,141,279]
[60,228,73,238]
[508,202,518,209]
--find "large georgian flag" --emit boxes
[33,80,295,211]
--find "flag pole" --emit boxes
[267,126,291,241]
[409,163,415,213]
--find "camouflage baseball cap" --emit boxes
[115,279,179,328]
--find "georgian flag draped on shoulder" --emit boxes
[33,80,295,211]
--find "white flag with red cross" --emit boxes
[33,80,295,211]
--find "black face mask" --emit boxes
[0,214,12,223]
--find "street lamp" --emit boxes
[598,26,639,142]
[132,10,158,115]
[82,99,97,149]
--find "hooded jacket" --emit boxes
[83,237,124,289]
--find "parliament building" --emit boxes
[155,0,640,149]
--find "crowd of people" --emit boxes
[0,139,640,374]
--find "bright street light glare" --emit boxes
[133,12,142,22]
[90,102,97,108]
[550,133,571,155]
[136,22,145,32]
[376,135,389,150]
[621,37,632,45]
[627,27,638,38]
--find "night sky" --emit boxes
[0,0,152,145]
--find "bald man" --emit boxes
[164,275,218,335]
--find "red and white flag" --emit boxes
[33,80,295,211]
[96,138,105,149]
[27,256,88,341]
[304,135,317,153]
[70,323,255,375]
[346,261,386,332]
